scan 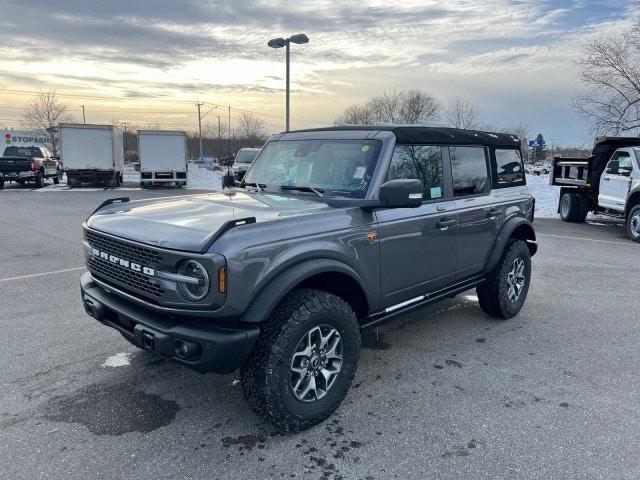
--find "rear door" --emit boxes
[599,150,633,211]
[376,144,457,307]
[449,146,497,280]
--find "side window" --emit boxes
[494,148,524,186]
[386,145,444,200]
[616,152,633,174]
[450,146,489,197]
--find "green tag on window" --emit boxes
[361,145,370,152]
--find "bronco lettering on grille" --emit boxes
[90,247,156,277]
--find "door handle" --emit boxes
[436,218,456,229]
[487,207,501,217]
[603,177,610,181]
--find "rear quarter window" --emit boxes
[492,148,525,188]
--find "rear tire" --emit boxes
[477,240,531,319]
[559,192,587,222]
[0,176,4,190]
[34,170,45,188]
[240,288,360,432]
[627,205,640,242]
[53,170,61,184]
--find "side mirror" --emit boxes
[378,179,423,208]
[606,160,619,175]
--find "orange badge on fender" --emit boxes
[367,231,377,243]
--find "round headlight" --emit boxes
[177,260,210,301]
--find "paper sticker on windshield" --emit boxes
[361,145,370,152]
[353,166,366,179]
[430,186,442,199]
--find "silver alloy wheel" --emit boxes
[289,325,343,403]
[506,257,526,302]
[560,195,570,218]
[631,212,640,238]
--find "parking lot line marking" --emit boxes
[0,266,86,283]
[538,233,635,247]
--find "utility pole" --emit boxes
[196,102,204,160]
[81,105,86,124]
[216,115,221,159]
[123,122,128,160]
[227,105,231,156]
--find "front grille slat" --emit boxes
[85,230,164,299]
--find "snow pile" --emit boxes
[187,165,222,190]
[102,352,131,367]
[526,173,559,218]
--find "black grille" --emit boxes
[85,230,164,299]
[85,230,161,265]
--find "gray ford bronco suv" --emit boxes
[81,126,537,431]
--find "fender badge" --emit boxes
[367,231,377,243]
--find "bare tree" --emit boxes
[399,89,440,124]
[444,96,481,129]
[572,26,640,134]
[237,112,266,147]
[336,103,374,125]
[22,91,72,155]
[336,87,441,125]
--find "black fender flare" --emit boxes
[483,217,537,274]
[239,258,370,324]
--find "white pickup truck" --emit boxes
[550,136,640,241]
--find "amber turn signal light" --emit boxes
[218,266,227,294]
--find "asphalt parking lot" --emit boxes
[1,188,639,480]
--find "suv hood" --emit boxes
[86,191,331,252]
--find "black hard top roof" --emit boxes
[291,126,521,148]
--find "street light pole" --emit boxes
[285,41,290,132]
[268,33,309,132]
[81,105,86,124]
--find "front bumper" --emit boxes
[80,272,259,374]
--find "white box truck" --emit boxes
[137,130,187,187]
[59,123,124,187]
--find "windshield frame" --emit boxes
[242,134,391,199]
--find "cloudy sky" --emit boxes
[1,0,638,145]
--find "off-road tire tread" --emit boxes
[240,288,360,432]
[476,240,531,320]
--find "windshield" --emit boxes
[235,149,259,164]
[3,146,43,158]
[243,139,382,198]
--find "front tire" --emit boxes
[240,289,360,432]
[627,205,640,243]
[477,240,532,319]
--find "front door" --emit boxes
[599,151,633,212]
[376,144,457,308]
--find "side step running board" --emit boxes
[360,276,486,330]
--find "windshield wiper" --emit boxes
[242,181,266,192]
[279,185,324,198]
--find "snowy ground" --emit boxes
[30,164,222,193]
[526,173,559,218]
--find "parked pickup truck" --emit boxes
[80,126,537,431]
[0,145,61,189]
[550,136,640,241]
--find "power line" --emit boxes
[1,89,327,126]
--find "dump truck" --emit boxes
[550,136,640,241]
